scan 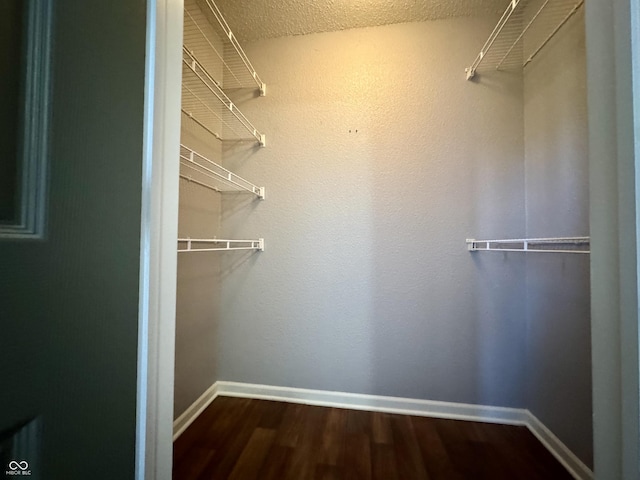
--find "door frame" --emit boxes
[138,0,640,478]
[586,0,640,477]
[137,0,183,479]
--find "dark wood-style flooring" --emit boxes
[173,397,574,480]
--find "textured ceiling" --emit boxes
[214,0,508,43]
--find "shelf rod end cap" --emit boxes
[465,67,476,81]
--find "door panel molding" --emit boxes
[0,0,52,240]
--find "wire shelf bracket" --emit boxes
[178,238,265,253]
[182,47,266,146]
[179,144,265,198]
[465,0,584,80]
[466,237,590,254]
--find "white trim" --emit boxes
[631,0,640,479]
[136,0,157,476]
[201,381,593,479]
[216,381,526,425]
[585,0,640,477]
[137,0,183,479]
[173,383,220,441]
[525,411,594,480]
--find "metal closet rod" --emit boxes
[178,238,265,253]
[466,236,590,254]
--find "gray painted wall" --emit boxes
[174,125,222,417]
[218,17,528,407]
[174,0,228,418]
[0,1,146,478]
[523,8,592,467]
[177,12,593,468]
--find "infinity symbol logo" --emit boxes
[8,461,28,471]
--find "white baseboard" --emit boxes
[216,381,527,425]
[172,382,219,441]
[524,410,593,480]
[174,381,593,480]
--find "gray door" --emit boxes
[0,0,148,478]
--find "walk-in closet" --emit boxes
[172,0,592,477]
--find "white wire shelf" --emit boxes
[465,0,584,79]
[184,0,265,94]
[466,237,590,254]
[178,237,265,253]
[182,47,266,146]
[179,144,265,198]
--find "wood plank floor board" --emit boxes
[195,398,268,479]
[411,416,465,480]
[315,464,343,480]
[344,432,372,480]
[173,397,248,472]
[389,414,431,480]
[254,444,292,480]
[371,443,399,480]
[185,396,253,455]
[433,418,490,479]
[467,421,514,480]
[473,422,530,480]
[284,405,328,480]
[173,396,236,464]
[227,427,276,480]
[346,409,372,437]
[172,446,216,480]
[173,397,576,480]
[318,408,348,467]
[256,397,288,430]
[371,412,393,445]
[274,402,310,448]
[502,420,573,479]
